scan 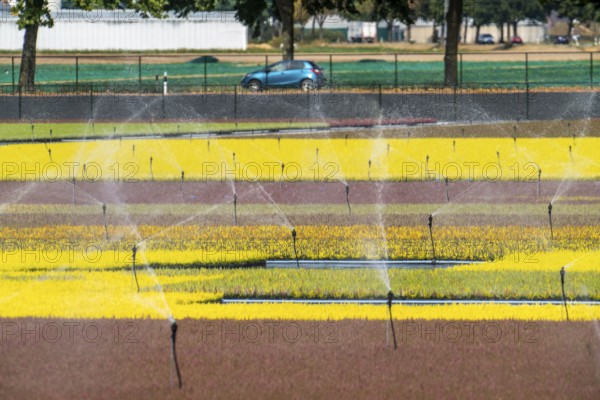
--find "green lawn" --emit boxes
[1,59,599,89]
[0,121,328,141]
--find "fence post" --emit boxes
[233,84,238,126]
[11,57,15,92]
[394,53,398,89]
[459,53,463,87]
[378,83,382,110]
[525,52,529,88]
[18,85,22,120]
[138,56,142,85]
[590,52,593,88]
[525,53,530,120]
[75,56,79,87]
[89,84,94,120]
[204,56,207,89]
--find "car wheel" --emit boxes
[248,80,262,92]
[301,79,315,91]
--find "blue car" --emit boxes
[241,60,326,91]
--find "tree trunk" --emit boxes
[387,19,393,42]
[444,0,462,87]
[432,21,438,43]
[407,24,412,43]
[498,23,504,43]
[311,16,316,40]
[19,24,39,91]
[275,0,294,60]
[475,24,481,43]
[513,21,518,37]
[462,16,468,44]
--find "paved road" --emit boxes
[1,90,599,122]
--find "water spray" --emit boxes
[345,184,351,215]
[548,203,553,240]
[291,228,299,268]
[233,192,238,225]
[444,177,449,202]
[102,203,108,240]
[428,214,436,263]
[171,321,183,389]
[387,290,398,350]
[150,157,154,181]
[560,267,569,321]
[132,244,140,292]
[537,168,542,197]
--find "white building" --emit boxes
[0,8,247,51]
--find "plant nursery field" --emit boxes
[0,125,599,398]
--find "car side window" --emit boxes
[288,61,306,70]
[270,62,288,72]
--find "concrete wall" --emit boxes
[0,10,247,50]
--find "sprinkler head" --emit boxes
[132,244,137,259]
[387,290,394,307]
[345,184,349,195]
[233,193,237,203]
[102,203,106,214]
[444,176,448,184]
[428,214,433,229]
[560,266,565,285]
[291,228,296,239]
[171,320,178,337]
[548,203,552,215]
[538,168,542,178]
[181,171,184,180]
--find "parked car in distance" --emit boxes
[554,35,569,45]
[476,34,495,44]
[510,36,523,44]
[241,60,326,91]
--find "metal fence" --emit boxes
[0,52,598,91]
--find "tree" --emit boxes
[444,0,462,86]
[12,0,213,90]
[373,0,412,42]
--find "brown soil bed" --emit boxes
[0,318,598,399]
[1,181,598,205]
